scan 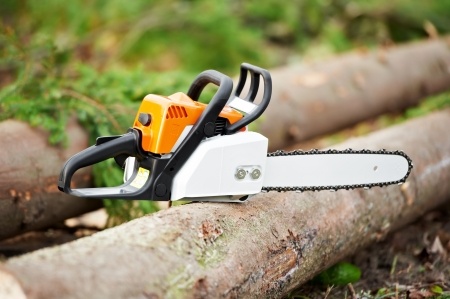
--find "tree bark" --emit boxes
[258,37,450,151]
[2,109,449,298]
[0,119,102,240]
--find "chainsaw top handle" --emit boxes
[225,63,272,134]
[187,69,231,102]
[58,69,233,200]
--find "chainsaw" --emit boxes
[58,63,413,202]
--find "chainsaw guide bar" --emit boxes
[262,148,413,193]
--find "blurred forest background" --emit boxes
[1,0,450,224]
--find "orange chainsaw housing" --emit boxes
[133,92,244,154]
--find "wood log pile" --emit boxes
[0,37,449,298]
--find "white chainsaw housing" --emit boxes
[171,131,268,201]
[124,131,268,202]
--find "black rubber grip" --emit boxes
[58,131,142,194]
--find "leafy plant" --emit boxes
[312,262,362,286]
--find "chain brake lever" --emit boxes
[225,63,272,134]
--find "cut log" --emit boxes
[1,109,450,298]
[259,37,450,151]
[0,119,102,240]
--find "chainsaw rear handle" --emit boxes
[58,70,233,200]
[58,130,145,197]
[225,63,272,134]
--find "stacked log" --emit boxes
[1,110,449,298]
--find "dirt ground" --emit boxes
[290,201,450,299]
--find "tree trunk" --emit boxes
[0,119,102,240]
[258,37,450,151]
[1,109,449,299]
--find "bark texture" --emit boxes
[2,109,450,299]
[0,119,102,240]
[258,37,450,151]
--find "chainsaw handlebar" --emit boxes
[225,63,272,134]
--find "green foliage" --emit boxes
[312,262,361,286]
[3,0,450,70]
[431,285,444,295]
[404,93,450,119]
[1,0,266,72]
